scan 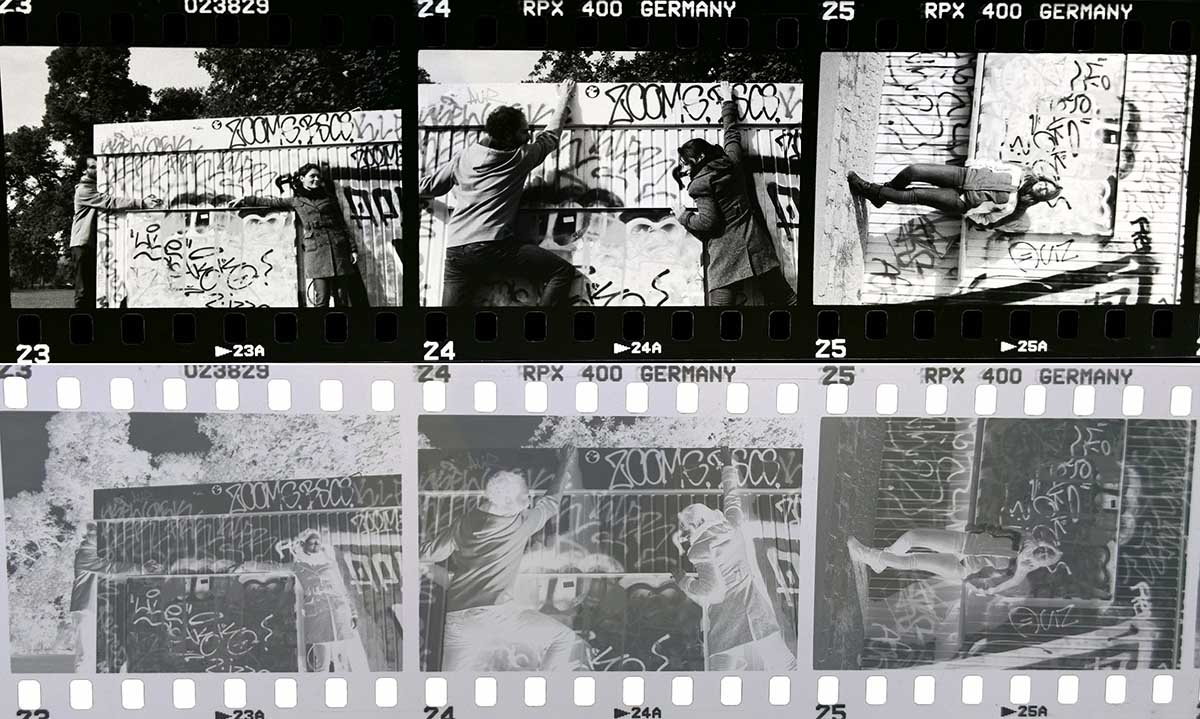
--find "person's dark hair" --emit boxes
[1017,172,1062,208]
[286,162,327,198]
[485,106,528,146]
[678,139,724,171]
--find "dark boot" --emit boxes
[847,171,886,209]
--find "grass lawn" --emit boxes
[10,289,75,308]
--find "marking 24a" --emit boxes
[183,365,270,379]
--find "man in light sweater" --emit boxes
[70,156,162,308]
[420,447,590,671]
[419,81,578,307]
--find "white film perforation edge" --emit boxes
[2,363,1200,716]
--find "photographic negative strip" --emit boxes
[814,52,1196,306]
[417,414,805,671]
[417,50,803,308]
[2,410,404,673]
[813,417,1194,671]
[2,47,404,310]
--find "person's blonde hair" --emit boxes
[485,470,530,514]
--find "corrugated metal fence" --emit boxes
[418,83,802,306]
[862,53,1193,304]
[93,110,403,307]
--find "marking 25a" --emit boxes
[183,365,270,379]
[16,711,50,719]
[815,704,847,719]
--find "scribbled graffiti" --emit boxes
[418,446,803,671]
[853,52,1193,305]
[417,83,802,306]
[92,109,404,307]
[816,417,1193,671]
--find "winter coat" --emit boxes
[678,100,781,291]
[251,193,358,278]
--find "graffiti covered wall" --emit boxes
[860,53,1194,305]
[92,476,403,673]
[418,448,804,671]
[93,110,403,308]
[813,417,1193,671]
[417,83,803,306]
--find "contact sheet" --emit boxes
[4,0,1200,716]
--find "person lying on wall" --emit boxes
[418,81,579,308]
[669,81,798,308]
[231,164,370,308]
[846,160,1062,233]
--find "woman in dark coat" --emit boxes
[670,82,797,307]
[234,163,368,307]
[847,160,1062,232]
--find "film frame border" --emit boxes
[0,361,1196,716]
[0,2,1196,361]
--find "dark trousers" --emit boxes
[707,267,798,307]
[442,240,576,307]
[72,245,96,309]
[308,273,368,308]
[878,164,968,214]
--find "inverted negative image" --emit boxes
[418,415,805,672]
[3,47,404,310]
[2,412,403,673]
[813,417,1194,671]
[814,52,1196,305]
[417,50,803,308]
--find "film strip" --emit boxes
[0,1,1194,361]
[0,362,1199,717]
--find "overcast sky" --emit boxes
[420,50,635,84]
[0,47,212,131]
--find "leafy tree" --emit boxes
[42,47,153,171]
[148,86,207,121]
[5,413,406,656]
[528,50,803,83]
[527,416,805,449]
[417,66,431,84]
[6,126,72,288]
[195,48,407,116]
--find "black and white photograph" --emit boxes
[3,47,404,309]
[417,415,804,672]
[814,52,1196,305]
[3,411,403,673]
[813,417,1194,670]
[417,50,803,307]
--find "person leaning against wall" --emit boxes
[231,164,369,308]
[669,81,798,307]
[418,81,579,307]
[70,156,163,309]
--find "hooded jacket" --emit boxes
[678,100,781,291]
[419,129,562,248]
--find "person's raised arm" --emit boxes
[229,195,294,210]
[717,446,746,527]
[520,80,577,172]
[524,445,579,534]
[718,81,745,164]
